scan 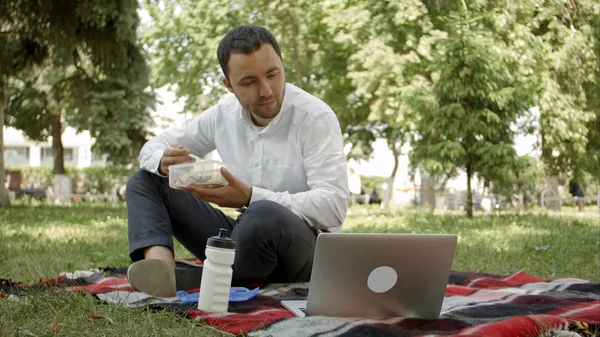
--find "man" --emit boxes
[125,25,349,297]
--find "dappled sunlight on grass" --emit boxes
[1,204,598,283]
[3,218,125,243]
[0,205,131,283]
[465,222,554,250]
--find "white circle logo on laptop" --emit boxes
[367,266,398,293]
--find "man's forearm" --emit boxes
[251,186,348,230]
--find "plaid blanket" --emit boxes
[2,268,599,337]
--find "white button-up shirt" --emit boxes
[139,83,349,232]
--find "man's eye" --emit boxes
[267,72,278,78]
[242,81,255,86]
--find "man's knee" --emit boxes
[236,200,296,237]
[125,170,159,199]
[126,170,145,196]
[247,200,289,219]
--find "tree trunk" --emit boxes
[382,140,400,209]
[545,175,561,210]
[420,172,436,210]
[0,83,8,207]
[517,176,527,208]
[540,120,557,174]
[540,113,562,210]
[50,114,65,175]
[466,162,473,217]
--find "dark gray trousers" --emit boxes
[125,170,317,285]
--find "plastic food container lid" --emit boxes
[176,287,260,303]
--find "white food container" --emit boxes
[169,160,235,189]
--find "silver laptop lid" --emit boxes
[305,233,457,318]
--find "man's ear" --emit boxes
[223,77,234,93]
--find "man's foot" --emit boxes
[127,259,203,297]
[127,259,176,297]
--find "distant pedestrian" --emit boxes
[347,166,362,206]
[568,180,585,212]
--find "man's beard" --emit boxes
[239,87,285,122]
[250,97,280,118]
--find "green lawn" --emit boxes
[343,207,600,281]
[1,203,598,336]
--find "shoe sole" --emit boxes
[127,259,176,297]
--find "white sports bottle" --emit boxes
[197,228,236,312]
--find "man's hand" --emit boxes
[159,145,195,176]
[181,167,252,208]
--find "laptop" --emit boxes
[281,233,457,318]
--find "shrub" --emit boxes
[5,165,137,197]
[360,175,388,193]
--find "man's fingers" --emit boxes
[182,185,211,195]
[182,185,222,201]
[220,167,237,184]
[162,155,194,167]
[181,171,248,208]
[162,145,196,169]
[164,146,190,157]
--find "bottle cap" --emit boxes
[206,228,236,249]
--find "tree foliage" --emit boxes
[529,0,599,180]
[1,0,154,183]
[141,0,598,214]
[410,3,534,216]
[142,0,366,128]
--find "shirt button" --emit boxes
[254,163,259,168]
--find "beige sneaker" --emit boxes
[127,259,176,297]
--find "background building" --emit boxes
[3,126,106,168]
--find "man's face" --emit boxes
[223,43,285,126]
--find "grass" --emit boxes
[343,207,600,281]
[1,203,599,336]
[2,291,229,336]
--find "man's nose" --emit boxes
[259,79,272,97]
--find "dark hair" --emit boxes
[217,25,282,79]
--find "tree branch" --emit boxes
[74,62,98,86]
[435,168,457,192]
[0,30,28,35]
[561,6,576,34]
[568,0,580,19]
[52,73,85,88]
